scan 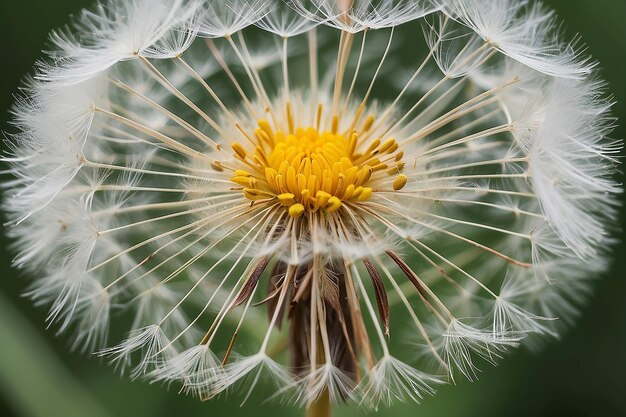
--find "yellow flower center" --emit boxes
[229,113,407,217]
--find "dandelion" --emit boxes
[2,0,621,415]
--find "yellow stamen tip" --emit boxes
[380,139,396,153]
[258,119,273,136]
[231,176,255,187]
[232,142,247,159]
[364,115,376,131]
[357,187,373,201]
[289,203,305,218]
[277,193,296,206]
[326,196,342,213]
[393,174,408,191]
[235,170,251,177]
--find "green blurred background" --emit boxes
[0,1,624,416]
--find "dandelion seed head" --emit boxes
[2,0,621,410]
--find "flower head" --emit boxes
[3,0,621,411]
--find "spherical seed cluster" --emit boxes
[2,0,621,412]
[229,109,406,217]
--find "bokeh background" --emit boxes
[0,1,624,416]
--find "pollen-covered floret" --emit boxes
[228,110,407,217]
